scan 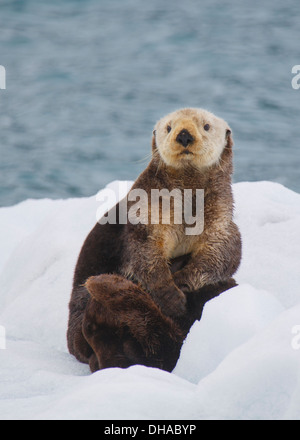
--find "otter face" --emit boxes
[153,108,232,170]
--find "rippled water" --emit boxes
[0,0,300,207]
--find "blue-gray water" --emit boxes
[0,0,300,207]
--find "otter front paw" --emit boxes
[151,286,186,318]
[173,271,193,293]
[173,270,209,293]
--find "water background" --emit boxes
[0,0,300,207]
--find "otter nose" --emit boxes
[176,129,194,148]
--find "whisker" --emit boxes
[130,152,153,164]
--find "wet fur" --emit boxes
[67,108,242,373]
[68,263,237,373]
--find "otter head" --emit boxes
[152,108,233,170]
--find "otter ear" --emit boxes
[225,128,234,149]
[152,129,157,153]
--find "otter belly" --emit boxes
[163,227,196,259]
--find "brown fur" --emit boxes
[67,108,242,373]
[75,270,237,373]
[82,274,184,372]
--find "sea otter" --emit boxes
[67,108,242,372]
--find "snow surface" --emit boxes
[0,180,299,420]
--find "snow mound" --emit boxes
[0,181,299,420]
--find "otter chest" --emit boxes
[158,224,199,260]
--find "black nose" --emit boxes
[176,129,194,148]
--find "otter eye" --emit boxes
[167,125,172,133]
[204,124,210,131]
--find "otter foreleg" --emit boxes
[173,222,242,291]
[121,229,187,317]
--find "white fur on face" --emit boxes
[154,108,231,170]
